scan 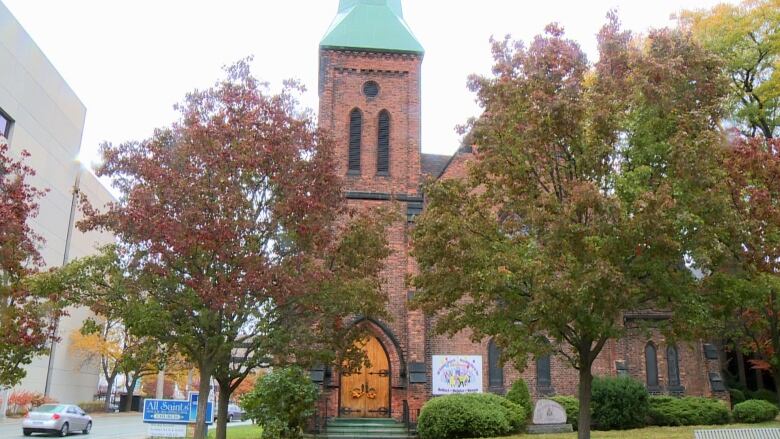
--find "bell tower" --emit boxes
[318,0,424,196]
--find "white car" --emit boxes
[22,404,93,437]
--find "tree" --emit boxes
[707,136,780,397]
[680,0,780,138]
[79,60,390,439]
[0,138,66,388]
[410,17,728,439]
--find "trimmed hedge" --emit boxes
[591,377,649,430]
[733,399,779,423]
[550,396,579,430]
[78,401,106,413]
[648,396,730,426]
[748,389,779,404]
[505,379,532,420]
[417,394,526,439]
[728,388,746,405]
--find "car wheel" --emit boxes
[23,428,32,436]
[83,421,92,434]
[228,414,233,423]
[59,422,69,437]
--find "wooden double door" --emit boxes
[340,335,390,418]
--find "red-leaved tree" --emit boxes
[79,60,390,439]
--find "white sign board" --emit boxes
[148,423,187,438]
[432,355,483,395]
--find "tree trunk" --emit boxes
[577,365,593,439]
[192,366,213,439]
[756,366,765,390]
[215,382,231,439]
[156,370,165,399]
[103,372,118,412]
[124,376,138,412]
[736,350,747,389]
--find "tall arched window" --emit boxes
[536,354,552,388]
[667,345,681,388]
[348,109,362,173]
[488,339,504,391]
[377,110,390,174]
[645,342,659,388]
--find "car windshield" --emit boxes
[33,404,65,413]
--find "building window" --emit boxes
[488,339,504,391]
[0,108,11,139]
[667,345,681,388]
[645,343,659,389]
[536,354,551,388]
[348,108,362,173]
[363,81,379,98]
[377,110,390,174]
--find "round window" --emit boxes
[363,81,380,98]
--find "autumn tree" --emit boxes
[0,138,67,388]
[680,0,779,138]
[79,60,390,439]
[411,17,728,439]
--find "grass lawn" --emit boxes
[207,424,263,439]
[502,421,780,439]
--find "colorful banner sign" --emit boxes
[432,355,483,395]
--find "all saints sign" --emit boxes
[432,355,483,395]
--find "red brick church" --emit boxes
[312,0,727,425]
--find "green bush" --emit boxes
[550,396,579,430]
[77,401,105,413]
[240,367,318,439]
[417,393,525,439]
[728,388,746,405]
[647,396,730,426]
[505,379,532,419]
[733,399,779,423]
[748,389,779,404]
[591,376,649,430]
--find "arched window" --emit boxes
[377,110,390,174]
[488,339,504,391]
[645,342,659,388]
[536,354,552,388]
[348,109,362,173]
[667,345,681,388]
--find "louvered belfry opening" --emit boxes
[348,108,362,173]
[377,110,390,174]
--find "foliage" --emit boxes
[505,379,532,419]
[417,393,525,439]
[239,367,318,439]
[729,388,746,405]
[749,389,779,404]
[0,139,70,388]
[591,377,649,430]
[551,396,580,430]
[733,399,780,423]
[411,15,727,439]
[647,396,730,426]
[5,390,55,415]
[78,60,391,439]
[679,0,780,138]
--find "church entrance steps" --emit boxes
[322,418,414,438]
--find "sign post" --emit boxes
[143,394,213,438]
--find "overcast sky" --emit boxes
[4,0,734,177]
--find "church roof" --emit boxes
[421,153,451,178]
[320,0,424,55]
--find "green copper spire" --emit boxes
[320,0,424,55]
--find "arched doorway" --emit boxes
[339,335,390,418]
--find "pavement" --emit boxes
[0,412,253,439]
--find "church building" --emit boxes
[313,0,728,425]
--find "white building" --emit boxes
[1,1,115,403]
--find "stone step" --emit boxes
[323,417,414,438]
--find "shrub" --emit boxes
[748,389,779,404]
[417,393,525,439]
[6,391,54,415]
[591,376,649,430]
[648,396,730,426]
[733,399,779,423]
[240,367,318,439]
[550,396,579,430]
[728,388,746,405]
[505,379,532,419]
[78,402,106,413]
